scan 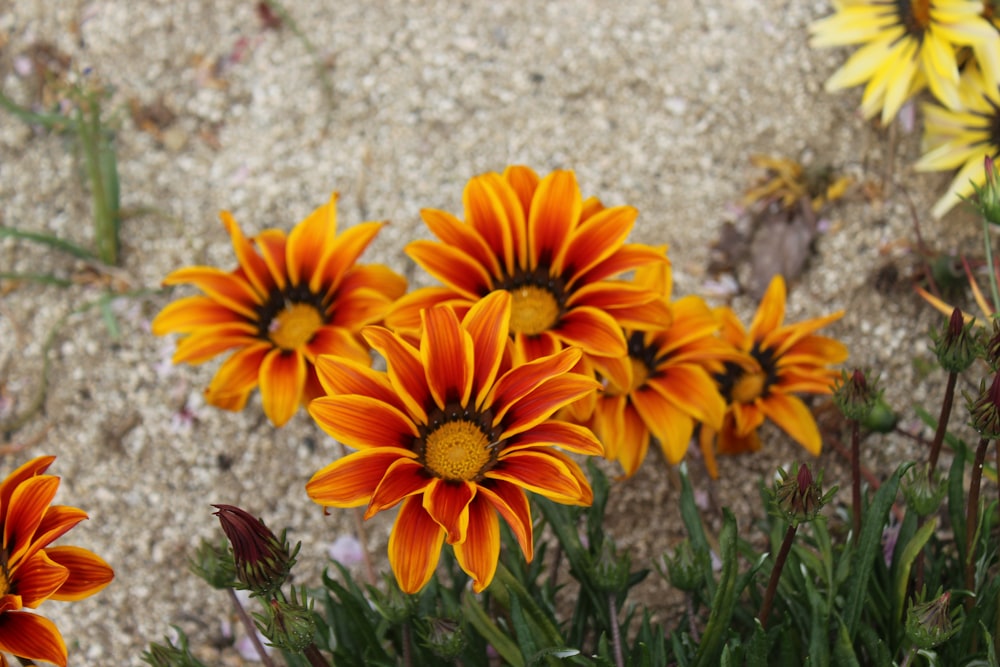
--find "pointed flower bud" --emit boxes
[663,539,703,593]
[769,464,837,526]
[213,504,296,598]
[588,538,631,594]
[423,617,465,660]
[257,589,317,652]
[932,308,980,373]
[142,631,209,667]
[967,371,1000,438]
[983,318,1000,371]
[905,590,959,649]
[901,464,948,518]
[973,155,1000,226]
[833,369,880,422]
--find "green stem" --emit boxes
[759,524,797,629]
[985,212,1000,313]
[965,437,992,611]
[852,418,862,541]
[928,371,958,474]
[608,593,624,667]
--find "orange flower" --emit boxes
[0,456,113,667]
[699,275,848,478]
[588,258,733,476]
[307,291,602,593]
[386,166,669,368]
[152,194,406,426]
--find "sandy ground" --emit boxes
[0,1,987,664]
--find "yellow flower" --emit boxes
[152,194,406,426]
[699,276,848,478]
[587,256,733,477]
[307,291,602,593]
[915,63,1000,218]
[0,456,114,667]
[386,166,669,370]
[809,0,1000,124]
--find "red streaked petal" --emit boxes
[151,296,243,335]
[258,349,306,427]
[421,305,474,408]
[452,494,500,593]
[554,306,628,358]
[779,335,849,367]
[504,421,603,456]
[407,240,494,299]
[423,479,475,545]
[591,394,626,462]
[555,204,636,279]
[749,275,787,342]
[385,287,471,333]
[462,174,518,275]
[337,263,407,303]
[566,280,660,311]
[326,288,396,332]
[732,401,766,437]
[287,193,338,288]
[759,392,823,456]
[307,447,414,507]
[0,610,68,667]
[14,551,68,608]
[615,403,652,476]
[309,395,418,450]
[205,343,269,404]
[172,323,260,365]
[367,458,432,517]
[0,458,55,526]
[314,220,383,295]
[304,325,369,364]
[254,228,289,291]
[577,243,668,284]
[313,355,399,407]
[487,449,586,504]
[162,267,262,318]
[220,211,273,297]
[497,370,601,438]
[388,496,445,594]
[5,475,58,566]
[363,327,431,424]
[421,207,501,277]
[511,332,561,366]
[479,481,533,561]
[503,165,540,220]
[45,546,114,602]
[462,291,511,399]
[646,364,726,427]
[528,170,581,269]
[486,347,582,420]
[29,505,88,559]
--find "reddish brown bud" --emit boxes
[213,504,295,597]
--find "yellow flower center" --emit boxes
[269,303,324,350]
[508,285,560,336]
[423,420,493,481]
[732,370,766,404]
[901,0,931,32]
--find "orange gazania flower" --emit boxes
[699,275,848,478]
[307,291,602,593]
[589,258,732,477]
[386,166,669,369]
[0,456,114,667]
[152,194,407,426]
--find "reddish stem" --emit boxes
[759,524,797,629]
[928,371,958,475]
[965,437,992,611]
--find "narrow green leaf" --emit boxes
[693,509,738,667]
[744,620,768,667]
[948,448,967,563]
[462,589,524,667]
[0,272,73,287]
[0,225,97,261]
[679,464,716,599]
[832,618,861,667]
[893,515,938,623]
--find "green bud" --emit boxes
[982,318,1000,371]
[421,617,465,660]
[142,628,209,667]
[861,395,898,433]
[833,369,879,422]
[970,155,1000,227]
[257,589,318,652]
[769,464,837,526]
[967,372,1000,438]
[588,538,631,594]
[664,539,703,593]
[371,575,413,625]
[905,590,959,650]
[901,464,947,518]
[188,538,237,590]
[213,504,297,598]
[931,308,980,373]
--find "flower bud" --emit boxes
[588,538,631,594]
[769,464,836,526]
[258,592,317,653]
[901,464,947,518]
[188,537,237,590]
[932,308,980,373]
[860,395,897,433]
[422,617,465,660]
[967,372,1000,438]
[833,369,879,422]
[213,504,296,598]
[142,631,209,667]
[905,590,958,649]
[974,155,1000,226]
[371,575,413,624]
[664,539,703,593]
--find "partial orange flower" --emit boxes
[588,255,733,477]
[152,194,407,426]
[307,291,602,593]
[699,275,848,478]
[386,166,669,369]
[0,456,114,667]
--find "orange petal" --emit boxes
[615,402,653,475]
[151,296,242,335]
[220,211,274,297]
[591,394,626,463]
[314,221,383,295]
[554,306,628,358]
[31,505,88,557]
[527,170,581,270]
[337,263,407,303]
[767,311,846,358]
[576,243,668,284]
[502,165,541,221]
[759,392,823,456]
[630,388,692,465]
[555,205,635,280]
[172,323,260,365]
[646,365,726,427]
[487,346,582,418]
[0,611,68,667]
[0,457,55,525]
[5,475,59,566]
[367,458,432,517]
[313,355,399,407]
[384,286,466,333]
[45,546,114,601]
[732,401,766,437]
[421,207,502,278]
[487,450,585,504]
[388,496,445,594]
[286,194,338,288]
[309,395,418,450]
[254,228,289,291]
[422,479,475,545]
[497,372,600,439]
[363,326,431,424]
[304,325,369,364]
[162,267,262,319]
[452,494,500,592]
[749,275,786,342]
[462,291,511,399]
[407,240,494,300]
[511,331,561,366]
[779,335,849,368]
[461,175,517,276]
[699,426,720,480]
[205,343,270,405]
[326,288,396,332]
[13,551,68,608]
[307,447,414,508]
[258,349,306,426]
[503,421,603,456]
[421,305,474,409]
[479,480,533,561]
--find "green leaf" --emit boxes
[744,620,769,667]
[893,515,938,624]
[462,589,524,667]
[679,464,716,599]
[948,446,967,564]
[693,509,738,667]
[0,225,98,261]
[832,618,860,667]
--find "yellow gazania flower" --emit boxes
[307,291,602,593]
[0,456,114,667]
[587,255,733,477]
[915,62,1000,218]
[386,166,670,370]
[152,194,406,426]
[809,0,1000,124]
[699,276,848,479]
